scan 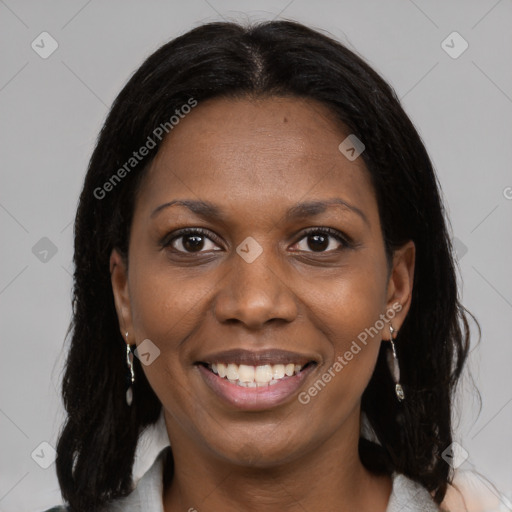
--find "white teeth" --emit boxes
[208,362,306,387]
[238,364,255,382]
[217,363,227,378]
[272,364,285,379]
[226,363,239,381]
[254,365,272,383]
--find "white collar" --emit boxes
[387,472,440,512]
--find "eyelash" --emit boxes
[161,227,352,254]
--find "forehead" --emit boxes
[136,96,377,225]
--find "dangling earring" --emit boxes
[125,332,135,406]
[387,324,405,402]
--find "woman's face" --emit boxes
[111,96,414,467]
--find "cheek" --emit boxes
[129,261,210,341]
[308,257,388,342]
[303,263,388,398]
[126,262,206,388]
[127,268,207,423]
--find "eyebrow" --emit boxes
[150,198,369,226]
[283,198,369,226]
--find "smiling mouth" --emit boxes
[198,361,317,388]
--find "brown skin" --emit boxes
[110,96,415,512]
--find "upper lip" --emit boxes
[197,349,318,367]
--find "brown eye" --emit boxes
[178,234,207,252]
[305,233,330,252]
[293,228,349,253]
[165,228,222,254]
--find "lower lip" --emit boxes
[197,364,316,411]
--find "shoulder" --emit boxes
[441,469,511,512]
[40,447,172,512]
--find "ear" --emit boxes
[110,248,133,342]
[383,240,415,339]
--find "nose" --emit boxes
[213,245,298,329]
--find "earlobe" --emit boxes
[385,240,415,336]
[109,248,133,339]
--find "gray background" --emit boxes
[1,1,511,510]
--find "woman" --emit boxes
[45,20,476,512]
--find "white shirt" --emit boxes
[103,446,440,511]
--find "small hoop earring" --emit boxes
[387,324,405,402]
[125,332,135,406]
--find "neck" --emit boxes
[162,408,392,512]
